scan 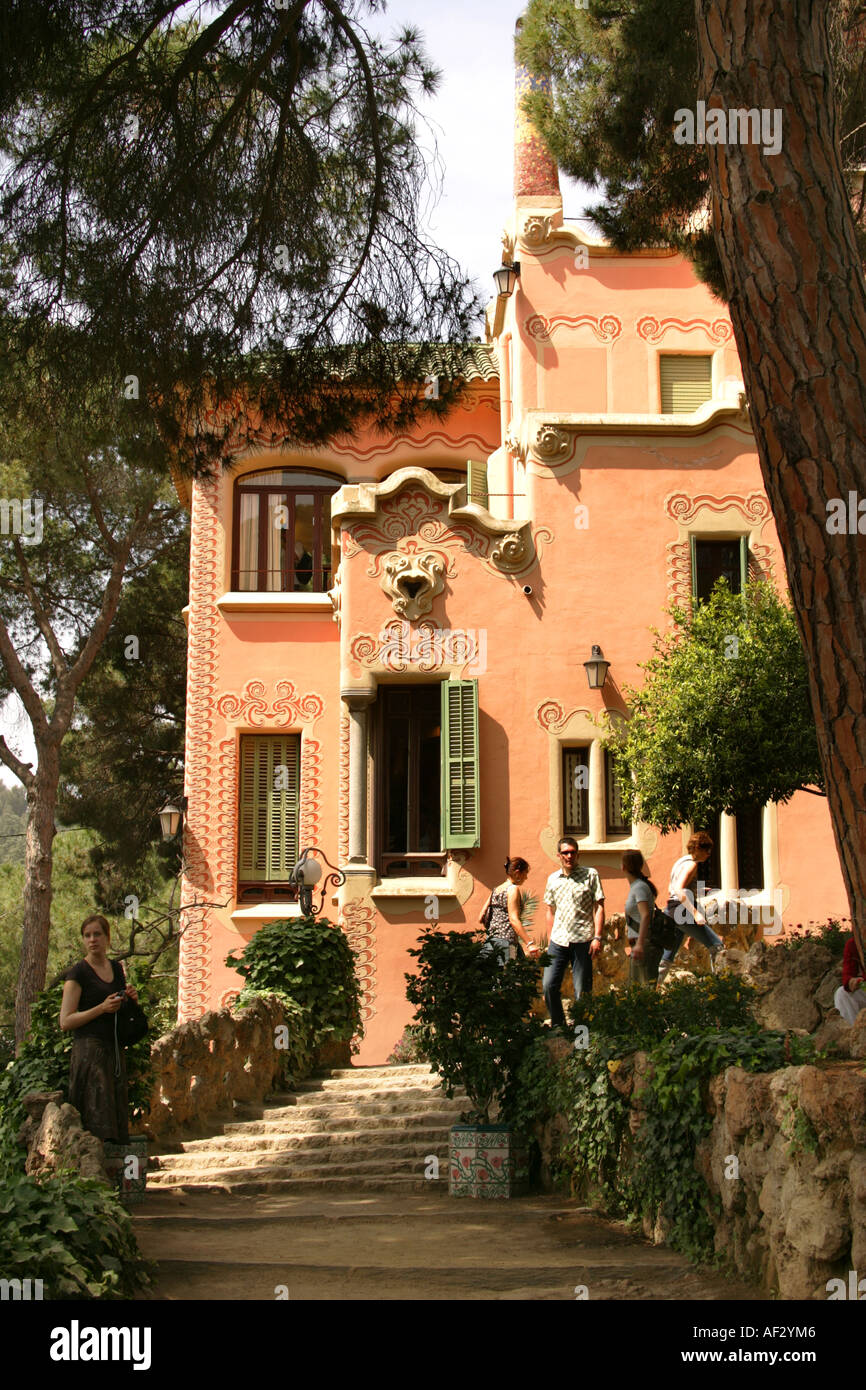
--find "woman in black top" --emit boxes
[60,914,138,1142]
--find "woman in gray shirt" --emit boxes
[622,850,663,986]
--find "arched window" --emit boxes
[231,469,341,593]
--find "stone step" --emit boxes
[145,1173,446,1195]
[156,1143,449,1174]
[217,1107,466,1137]
[282,1081,449,1102]
[172,1126,453,1156]
[228,1097,465,1127]
[149,1153,446,1184]
[317,1065,433,1080]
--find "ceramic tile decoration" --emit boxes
[449,1124,529,1199]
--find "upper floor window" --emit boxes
[604,749,632,837]
[231,469,340,593]
[660,355,712,414]
[691,536,748,602]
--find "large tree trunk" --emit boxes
[15,741,60,1044]
[695,0,866,961]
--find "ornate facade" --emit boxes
[177,53,848,1061]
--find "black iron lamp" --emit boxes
[583,645,610,690]
[493,262,521,297]
[290,846,347,917]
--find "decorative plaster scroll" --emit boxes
[664,492,771,526]
[380,550,447,620]
[339,900,378,1024]
[216,680,324,728]
[518,214,581,253]
[350,619,487,676]
[336,470,539,577]
[664,492,775,608]
[299,736,322,848]
[215,737,238,897]
[535,700,592,734]
[338,706,350,864]
[526,314,622,344]
[533,425,573,463]
[329,427,497,462]
[178,470,222,1022]
[637,316,733,344]
[219,990,240,1010]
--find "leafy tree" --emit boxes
[603,581,824,831]
[0,362,180,1045]
[58,521,188,907]
[0,783,27,867]
[517,0,866,962]
[0,0,483,467]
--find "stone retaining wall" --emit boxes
[539,1011,866,1300]
[143,995,327,1144]
[701,1056,866,1298]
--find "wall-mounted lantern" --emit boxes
[493,262,521,297]
[583,645,610,690]
[291,846,347,917]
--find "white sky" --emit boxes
[373,0,588,296]
[0,0,588,788]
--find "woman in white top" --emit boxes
[659,832,723,980]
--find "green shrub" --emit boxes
[780,918,850,957]
[406,927,544,1124]
[512,1019,815,1263]
[227,916,363,1053]
[0,1171,151,1298]
[569,973,757,1051]
[386,1024,427,1066]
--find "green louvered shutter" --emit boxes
[238,735,300,882]
[467,459,489,508]
[660,355,713,413]
[441,679,480,848]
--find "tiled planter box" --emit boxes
[449,1124,529,1198]
[103,1137,148,1205]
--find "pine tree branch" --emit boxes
[0,735,35,788]
[10,536,70,682]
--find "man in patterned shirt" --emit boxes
[542,836,605,1030]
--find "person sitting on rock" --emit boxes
[833,933,866,1025]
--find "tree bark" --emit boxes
[16,741,60,1045]
[695,0,866,958]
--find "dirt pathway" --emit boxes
[133,1188,767,1301]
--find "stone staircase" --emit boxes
[146,1064,467,1195]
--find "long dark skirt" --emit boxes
[68,1036,129,1142]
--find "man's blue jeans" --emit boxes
[543,941,593,1028]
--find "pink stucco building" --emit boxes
[175,58,848,1062]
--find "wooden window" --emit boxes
[562,747,589,838]
[735,805,764,891]
[374,679,480,877]
[604,749,632,837]
[466,460,489,508]
[237,734,300,902]
[231,469,340,593]
[691,536,748,602]
[660,355,713,413]
[441,679,480,849]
